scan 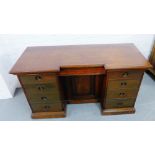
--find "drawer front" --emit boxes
[24,83,59,94]
[19,73,57,84]
[104,98,135,109]
[31,102,62,113]
[108,70,144,80]
[27,92,61,103]
[106,89,138,99]
[107,80,140,90]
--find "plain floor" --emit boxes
[0,73,155,121]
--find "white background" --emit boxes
[0,0,155,34]
[0,0,155,155]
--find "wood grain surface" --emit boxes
[10,44,152,74]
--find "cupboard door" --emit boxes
[61,75,104,101]
[66,75,96,100]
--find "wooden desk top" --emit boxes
[10,43,152,74]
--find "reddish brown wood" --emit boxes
[101,69,144,115]
[10,44,152,119]
[59,65,105,76]
[148,41,155,76]
[72,76,93,96]
[10,44,152,75]
[61,75,100,102]
[58,65,105,103]
[32,111,66,119]
[102,107,135,115]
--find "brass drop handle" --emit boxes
[121,82,127,86]
[38,86,45,91]
[44,105,50,109]
[122,72,129,77]
[35,75,42,80]
[119,92,125,96]
[41,96,48,101]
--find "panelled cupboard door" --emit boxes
[71,76,95,98]
[61,75,104,101]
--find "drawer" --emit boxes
[30,102,62,113]
[104,98,135,109]
[108,70,144,80]
[27,92,61,103]
[107,79,140,90]
[106,89,138,99]
[19,73,58,84]
[24,83,59,94]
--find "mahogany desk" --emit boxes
[10,44,152,119]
